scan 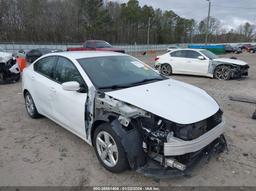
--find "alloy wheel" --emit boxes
[25,94,35,116]
[215,66,231,80]
[96,131,118,168]
[161,64,172,76]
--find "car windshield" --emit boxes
[78,55,166,90]
[200,50,218,60]
[95,41,112,48]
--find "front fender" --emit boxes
[110,119,147,169]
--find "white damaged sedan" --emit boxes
[22,51,226,176]
[155,49,249,80]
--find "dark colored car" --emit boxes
[248,45,256,53]
[224,45,242,54]
[26,48,63,63]
[224,45,234,53]
[67,40,125,53]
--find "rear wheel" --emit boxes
[161,64,172,76]
[214,65,232,80]
[25,92,41,118]
[93,123,129,173]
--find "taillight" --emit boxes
[155,57,159,61]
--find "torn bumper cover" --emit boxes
[164,121,225,156]
[137,135,227,178]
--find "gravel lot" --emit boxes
[0,52,255,186]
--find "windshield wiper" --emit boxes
[98,84,133,90]
[98,78,164,90]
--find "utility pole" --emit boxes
[147,17,151,45]
[205,0,211,45]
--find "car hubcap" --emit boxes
[216,67,229,80]
[25,94,35,115]
[96,131,118,167]
[161,65,171,75]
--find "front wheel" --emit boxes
[93,123,129,173]
[214,65,232,80]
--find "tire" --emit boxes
[160,64,172,76]
[93,123,129,173]
[24,92,41,118]
[0,72,4,83]
[214,65,232,80]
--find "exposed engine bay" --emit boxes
[93,92,227,175]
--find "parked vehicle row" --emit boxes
[155,49,249,80]
[224,45,242,54]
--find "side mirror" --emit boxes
[198,56,205,60]
[62,81,80,91]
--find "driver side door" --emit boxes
[51,56,88,138]
[184,50,209,75]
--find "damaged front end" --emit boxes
[0,52,20,84]
[230,64,249,78]
[94,93,227,177]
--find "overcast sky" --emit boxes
[112,0,256,30]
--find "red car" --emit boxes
[240,44,255,52]
[67,40,125,53]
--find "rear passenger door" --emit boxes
[32,56,58,117]
[51,56,88,138]
[169,50,188,73]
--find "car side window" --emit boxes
[54,57,85,87]
[34,56,57,79]
[185,50,201,59]
[170,50,186,58]
[85,41,94,48]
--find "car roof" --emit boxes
[46,51,125,60]
[170,48,205,51]
[86,40,108,43]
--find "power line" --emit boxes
[212,5,256,10]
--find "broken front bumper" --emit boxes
[164,121,225,156]
[137,134,227,178]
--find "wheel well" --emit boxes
[23,89,29,97]
[214,64,233,72]
[90,120,108,145]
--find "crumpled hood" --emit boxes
[213,58,248,66]
[0,52,13,63]
[106,79,219,124]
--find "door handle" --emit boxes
[31,75,35,81]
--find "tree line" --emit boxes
[0,0,255,44]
